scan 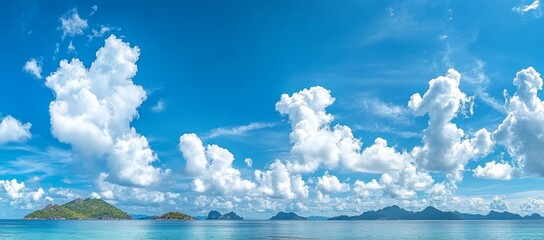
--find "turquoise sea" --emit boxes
[1,220,544,239]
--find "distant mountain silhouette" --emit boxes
[206,211,244,220]
[330,205,416,220]
[207,211,222,219]
[414,207,461,220]
[307,216,328,220]
[329,206,542,220]
[523,213,543,220]
[269,212,307,220]
[485,211,522,220]
[452,211,486,220]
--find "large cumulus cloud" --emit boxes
[275,86,411,174]
[494,67,544,177]
[45,35,163,187]
[409,69,493,172]
[176,67,544,214]
[179,133,256,195]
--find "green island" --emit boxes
[152,212,195,220]
[24,198,132,220]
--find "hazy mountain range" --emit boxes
[329,205,542,220]
[24,199,543,221]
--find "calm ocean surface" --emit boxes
[1,220,543,239]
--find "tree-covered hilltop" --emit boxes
[269,212,307,220]
[24,204,85,220]
[62,198,131,219]
[24,198,132,220]
[153,212,195,220]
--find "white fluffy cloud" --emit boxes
[352,164,434,199]
[45,35,162,187]
[353,179,382,198]
[59,9,88,38]
[179,133,256,195]
[174,69,544,210]
[274,86,443,200]
[316,171,350,193]
[255,160,309,199]
[468,197,489,214]
[179,133,311,201]
[494,67,544,177]
[520,198,544,212]
[90,173,177,205]
[473,161,517,180]
[409,69,494,172]
[23,58,42,79]
[275,86,452,200]
[379,165,434,199]
[0,179,25,200]
[108,131,162,187]
[275,86,411,174]
[0,116,32,144]
[348,137,411,173]
[0,179,45,207]
[490,195,509,211]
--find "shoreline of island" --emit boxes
[19,198,544,221]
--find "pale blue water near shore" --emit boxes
[1,220,544,239]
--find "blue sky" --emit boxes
[1,0,544,219]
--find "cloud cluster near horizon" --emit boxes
[176,65,544,213]
[6,2,544,218]
[8,32,544,214]
[6,32,544,218]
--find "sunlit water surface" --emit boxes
[1,220,543,239]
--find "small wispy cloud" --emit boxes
[23,58,42,79]
[151,100,166,113]
[59,8,88,39]
[363,5,438,44]
[358,97,411,125]
[513,0,542,18]
[463,60,506,113]
[0,147,73,177]
[244,158,253,168]
[87,25,112,41]
[353,123,421,139]
[90,5,98,16]
[362,99,406,119]
[206,122,277,139]
[67,40,76,53]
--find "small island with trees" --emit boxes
[24,198,131,220]
[152,212,195,220]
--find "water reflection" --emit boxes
[2,220,544,239]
